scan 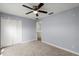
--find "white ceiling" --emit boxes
[0,3,79,20]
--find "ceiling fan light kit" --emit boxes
[33,11,38,14]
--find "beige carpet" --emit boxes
[1,40,78,56]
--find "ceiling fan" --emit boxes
[22,3,48,17]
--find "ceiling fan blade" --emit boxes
[37,3,44,10]
[36,13,39,17]
[22,5,34,10]
[38,10,48,14]
[25,11,33,14]
[48,12,54,15]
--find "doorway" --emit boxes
[36,19,42,41]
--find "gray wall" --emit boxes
[1,12,36,47]
[0,14,1,48]
[0,14,1,54]
[41,6,79,53]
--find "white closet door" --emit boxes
[1,17,22,47]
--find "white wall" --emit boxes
[41,6,79,53]
[1,13,36,47]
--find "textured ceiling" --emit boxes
[0,3,79,20]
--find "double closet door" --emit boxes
[1,16,22,47]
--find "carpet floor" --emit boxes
[1,40,78,56]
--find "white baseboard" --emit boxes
[42,41,79,55]
[19,39,35,44]
[1,39,35,48]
